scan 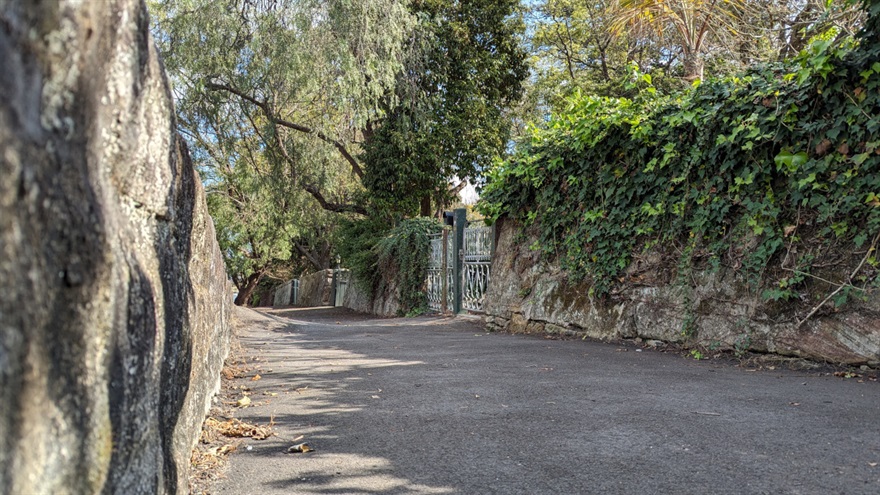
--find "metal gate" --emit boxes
[427,231,453,312]
[461,225,492,312]
[290,279,300,305]
[334,269,349,307]
[273,278,300,307]
[425,209,493,314]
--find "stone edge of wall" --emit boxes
[484,217,880,366]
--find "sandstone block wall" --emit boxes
[342,272,401,316]
[299,269,334,307]
[0,1,231,493]
[273,280,294,307]
[484,218,880,366]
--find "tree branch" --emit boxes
[268,117,367,216]
[205,82,365,179]
[302,183,368,215]
[796,232,880,328]
[293,239,326,272]
[448,180,468,196]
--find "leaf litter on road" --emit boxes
[205,417,275,440]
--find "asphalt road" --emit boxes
[213,306,880,495]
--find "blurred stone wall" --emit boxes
[0,1,231,493]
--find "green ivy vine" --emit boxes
[480,12,880,311]
[376,218,441,316]
[337,217,440,316]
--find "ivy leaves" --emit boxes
[480,25,880,301]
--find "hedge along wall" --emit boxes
[481,6,880,329]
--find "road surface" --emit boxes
[212,306,880,494]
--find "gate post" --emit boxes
[453,208,467,314]
[441,229,449,313]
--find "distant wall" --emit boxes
[0,1,231,493]
[299,269,334,307]
[342,273,401,317]
[485,218,880,366]
[274,280,293,307]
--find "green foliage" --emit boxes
[733,334,752,358]
[148,0,417,303]
[857,0,880,61]
[480,28,880,300]
[336,218,440,316]
[376,218,442,316]
[525,0,864,111]
[689,350,705,360]
[362,0,528,215]
[203,132,325,295]
[335,217,391,296]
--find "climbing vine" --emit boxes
[337,217,440,316]
[376,218,441,316]
[480,13,880,312]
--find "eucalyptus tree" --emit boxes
[150,0,415,214]
[149,0,416,303]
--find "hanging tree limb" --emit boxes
[205,82,365,179]
[293,239,326,272]
[267,119,368,216]
[302,183,368,215]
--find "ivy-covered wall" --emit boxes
[479,1,880,363]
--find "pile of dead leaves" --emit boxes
[190,337,275,494]
[189,412,276,494]
[204,417,274,440]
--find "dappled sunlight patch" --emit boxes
[266,454,456,494]
[276,349,423,375]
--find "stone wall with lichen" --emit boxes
[341,270,401,316]
[0,1,231,493]
[298,269,334,307]
[484,217,880,366]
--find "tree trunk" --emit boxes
[682,51,704,81]
[420,195,432,217]
[234,271,264,306]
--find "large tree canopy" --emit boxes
[150,0,415,212]
[149,0,418,302]
[149,0,529,304]
[526,0,865,110]
[362,0,529,215]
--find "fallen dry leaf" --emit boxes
[207,443,237,456]
[287,443,314,453]
[833,371,861,379]
[251,374,262,381]
[237,396,252,408]
[205,417,274,440]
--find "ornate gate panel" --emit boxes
[461,226,492,312]
[427,232,453,312]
